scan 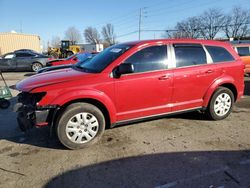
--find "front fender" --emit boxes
[39,89,117,123]
[202,75,236,107]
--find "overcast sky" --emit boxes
[0,0,249,46]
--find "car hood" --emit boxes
[16,68,91,92]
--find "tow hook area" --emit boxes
[14,92,49,132]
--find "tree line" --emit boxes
[50,23,116,48]
[50,6,250,48]
[164,7,250,39]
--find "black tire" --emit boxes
[31,62,43,72]
[57,102,105,150]
[0,99,10,109]
[206,87,234,120]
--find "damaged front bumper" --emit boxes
[14,92,57,132]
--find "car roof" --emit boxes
[232,43,250,47]
[122,39,232,47]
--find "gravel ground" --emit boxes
[0,72,250,188]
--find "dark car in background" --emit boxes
[0,51,50,72]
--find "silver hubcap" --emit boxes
[66,112,99,144]
[33,63,41,71]
[214,93,232,117]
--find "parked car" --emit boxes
[233,44,250,76]
[0,51,50,72]
[14,39,244,149]
[37,54,95,74]
[46,52,97,67]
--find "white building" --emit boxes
[78,43,104,52]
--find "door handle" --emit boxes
[158,75,170,80]
[205,69,214,74]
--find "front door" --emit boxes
[0,53,16,71]
[114,45,173,122]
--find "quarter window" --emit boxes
[124,45,168,73]
[174,44,207,68]
[237,47,250,56]
[205,46,234,63]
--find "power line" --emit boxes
[116,31,138,38]
[141,22,250,33]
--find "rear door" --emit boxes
[171,43,219,111]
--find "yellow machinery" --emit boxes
[48,40,81,59]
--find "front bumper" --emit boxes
[15,103,52,131]
[14,92,56,132]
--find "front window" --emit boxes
[74,44,133,73]
[16,52,35,58]
[123,45,168,73]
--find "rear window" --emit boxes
[237,47,250,56]
[205,46,234,63]
[174,44,207,68]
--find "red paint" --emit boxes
[16,39,245,125]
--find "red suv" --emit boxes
[15,39,244,149]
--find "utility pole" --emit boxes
[139,8,142,40]
[138,7,147,40]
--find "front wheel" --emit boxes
[0,99,10,109]
[206,87,234,120]
[57,103,105,149]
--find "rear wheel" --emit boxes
[206,87,234,120]
[57,103,105,149]
[31,62,43,72]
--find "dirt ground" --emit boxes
[0,72,250,188]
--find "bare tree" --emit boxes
[50,36,61,48]
[102,23,116,46]
[65,26,82,44]
[166,17,201,39]
[223,7,250,39]
[199,8,225,39]
[84,27,101,44]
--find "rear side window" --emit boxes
[237,47,250,56]
[174,44,207,68]
[205,46,234,63]
[124,45,168,73]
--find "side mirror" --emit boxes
[114,63,134,78]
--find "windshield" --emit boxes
[74,44,134,73]
[66,54,77,60]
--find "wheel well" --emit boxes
[32,61,42,66]
[219,83,237,101]
[55,98,111,129]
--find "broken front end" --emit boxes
[14,92,57,132]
